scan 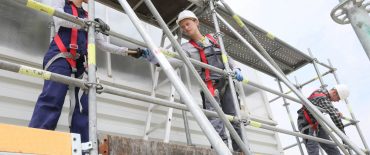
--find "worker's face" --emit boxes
[179,18,199,36]
[329,89,340,102]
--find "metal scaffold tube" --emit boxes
[105,7,112,77]
[214,10,365,155]
[116,0,232,154]
[87,0,98,154]
[0,60,87,89]
[308,50,350,154]
[178,31,193,146]
[209,0,252,153]
[100,83,356,150]
[7,0,366,154]
[3,54,358,154]
[142,0,251,154]
[0,57,266,127]
[100,84,234,121]
[219,0,284,75]
[247,120,351,149]
[277,80,304,155]
[1,58,350,152]
[316,60,335,71]
[328,59,370,154]
[269,70,332,103]
[284,140,304,150]
[14,0,148,50]
[308,49,327,88]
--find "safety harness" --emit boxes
[189,34,220,96]
[303,92,327,131]
[45,1,88,127]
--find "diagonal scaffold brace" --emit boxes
[116,0,234,154]
[216,1,366,154]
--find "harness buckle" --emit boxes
[69,44,79,50]
[204,77,211,82]
[71,68,78,73]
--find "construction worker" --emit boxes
[140,10,244,151]
[297,84,349,155]
[29,0,141,144]
[177,10,245,151]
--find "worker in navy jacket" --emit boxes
[29,0,141,143]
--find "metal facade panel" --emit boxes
[0,0,282,154]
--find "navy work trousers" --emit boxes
[29,56,89,142]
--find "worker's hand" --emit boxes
[94,18,110,34]
[233,68,243,82]
[138,48,159,65]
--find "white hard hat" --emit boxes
[333,84,350,100]
[176,10,198,25]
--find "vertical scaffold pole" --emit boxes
[177,30,193,145]
[87,0,98,155]
[214,11,365,155]
[328,59,370,154]
[219,0,284,75]
[105,7,113,77]
[141,0,252,154]
[116,0,232,154]
[309,50,351,155]
[209,0,253,153]
[308,49,327,88]
[277,80,304,155]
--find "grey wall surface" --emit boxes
[0,0,283,154]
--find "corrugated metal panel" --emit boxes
[0,0,283,154]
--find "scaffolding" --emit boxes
[0,0,368,155]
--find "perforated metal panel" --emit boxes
[97,0,312,77]
[197,8,312,76]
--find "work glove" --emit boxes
[94,18,110,35]
[233,68,243,82]
[136,48,159,65]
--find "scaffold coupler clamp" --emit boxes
[320,84,328,89]
[329,67,337,73]
[85,78,103,94]
[294,84,301,90]
[239,112,250,126]
[96,77,103,94]
[283,102,290,107]
[83,19,96,31]
[227,70,235,78]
